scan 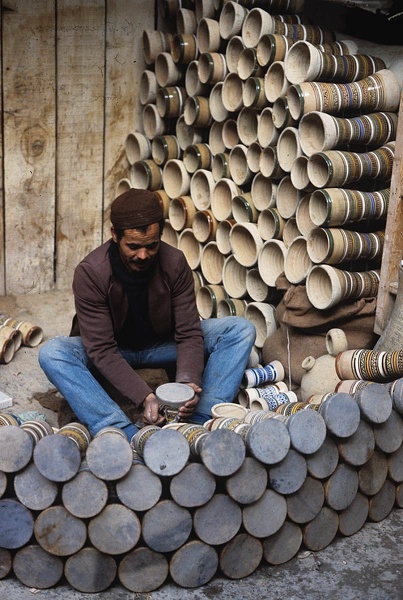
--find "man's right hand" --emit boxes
[142,392,166,426]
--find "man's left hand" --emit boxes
[178,382,201,420]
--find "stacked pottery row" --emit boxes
[117,0,400,353]
[3,371,403,593]
[0,315,43,365]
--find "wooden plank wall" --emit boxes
[0,0,154,295]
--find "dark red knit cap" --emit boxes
[110,188,163,229]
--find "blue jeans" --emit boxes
[38,317,256,437]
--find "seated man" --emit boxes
[39,188,256,441]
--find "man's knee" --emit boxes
[38,336,69,370]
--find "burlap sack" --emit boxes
[262,275,378,389]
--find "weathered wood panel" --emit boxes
[102,0,153,240]
[55,0,105,290]
[3,0,56,294]
[0,4,4,296]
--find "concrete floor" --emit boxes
[1,289,403,599]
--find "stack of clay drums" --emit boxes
[0,314,43,364]
[2,360,403,593]
[121,0,401,360]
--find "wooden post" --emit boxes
[170,462,216,507]
[141,499,193,553]
[286,476,325,524]
[219,533,263,580]
[225,456,268,505]
[34,506,87,556]
[14,462,58,511]
[116,462,163,511]
[193,494,243,546]
[64,547,117,594]
[243,489,287,538]
[118,547,169,593]
[88,504,141,555]
[170,540,219,588]
[12,545,64,589]
[0,499,34,549]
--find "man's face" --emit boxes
[112,222,161,273]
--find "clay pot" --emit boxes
[177,8,197,35]
[0,337,15,364]
[272,95,297,130]
[155,52,183,87]
[243,77,267,110]
[190,168,215,210]
[276,176,302,220]
[242,8,276,49]
[197,17,221,54]
[307,227,384,265]
[3,318,43,348]
[238,47,264,80]
[306,264,380,310]
[309,187,390,228]
[212,151,230,181]
[151,135,181,167]
[185,60,210,97]
[232,193,259,224]
[161,221,179,248]
[246,268,271,303]
[208,121,226,155]
[246,142,263,174]
[290,155,313,192]
[259,145,285,180]
[209,82,230,123]
[142,104,170,139]
[282,217,301,248]
[285,40,385,85]
[196,284,227,319]
[222,119,240,150]
[276,126,303,173]
[216,219,236,256]
[245,302,278,349]
[219,1,249,40]
[256,33,294,68]
[139,70,158,105]
[195,0,216,22]
[169,196,197,232]
[274,22,334,45]
[251,173,277,211]
[176,114,203,151]
[115,178,131,197]
[218,296,248,317]
[225,35,245,74]
[257,239,287,287]
[295,193,316,237]
[229,144,253,186]
[198,52,228,85]
[0,325,22,352]
[284,236,313,284]
[178,229,203,270]
[264,61,289,104]
[154,189,171,219]
[222,254,248,299]
[298,111,398,158]
[142,30,172,65]
[192,210,218,243]
[287,69,401,121]
[257,207,285,241]
[156,86,188,118]
[183,143,212,173]
[222,72,244,113]
[171,33,199,64]
[229,222,263,268]
[211,178,240,221]
[124,132,151,165]
[257,107,279,147]
[184,95,212,128]
[200,241,225,285]
[162,159,191,198]
[236,108,259,147]
[130,159,162,191]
